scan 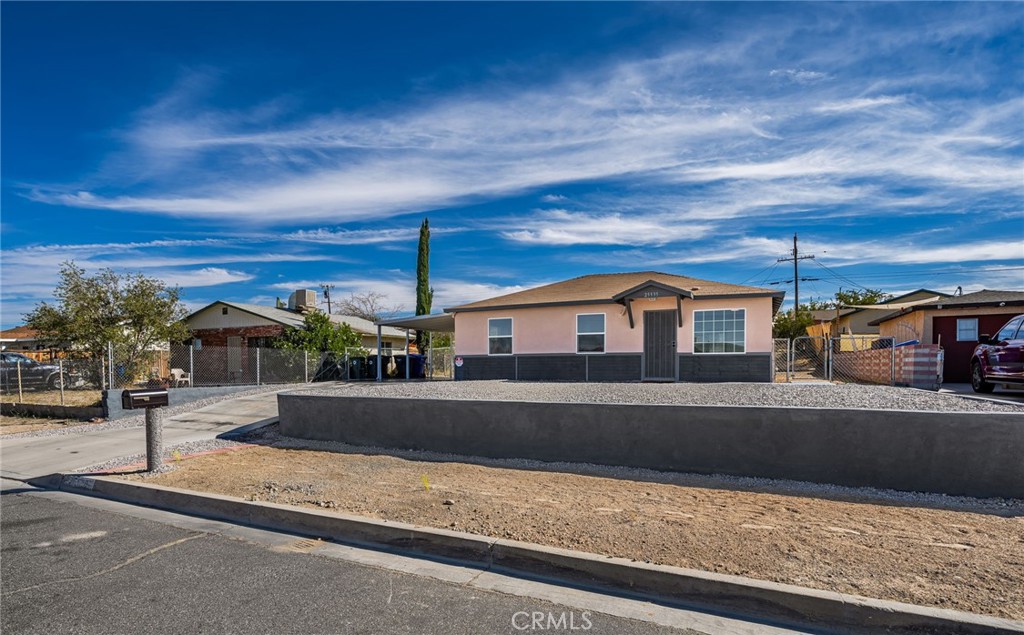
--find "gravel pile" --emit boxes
[295,380,1024,413]
[3,385,286,441]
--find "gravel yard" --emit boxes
[125,425,1024,620]
[294,380,1024,412]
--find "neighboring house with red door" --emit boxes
[869,289,1024,383]
[445,271,784,382]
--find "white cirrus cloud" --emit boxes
[502,210,714,246]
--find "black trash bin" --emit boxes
[393,355,407,379]
[349,357,367,380]
[408,354,425,378]
[366,356,378,380]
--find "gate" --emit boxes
[790,336,828,382]
[776,337,896,385]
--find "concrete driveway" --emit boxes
[0,390,282,482]
[939,383,1024,405]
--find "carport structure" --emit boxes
[373,313,455,381]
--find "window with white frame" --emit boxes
[488,318,513,355]
[576,313,605,353]
[956,318,978,342]
[693,309,746,354]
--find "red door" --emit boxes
[933,315,1016,383]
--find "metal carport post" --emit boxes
[376,325,383,382]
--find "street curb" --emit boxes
[57,474,1024,635]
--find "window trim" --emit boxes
[956,318,979,342]
[576,312,606,355]
[487,317,514,356]
[692,308,747,355]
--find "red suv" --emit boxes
[971,314,1024,393]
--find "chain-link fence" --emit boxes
[1,351,106,407]
[772,338,790,383]
[773,336,898,386]
[829,336,895,385]
[3,340,453,406]
[427,347,454,379]
[790,336,828,381]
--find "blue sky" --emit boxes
[2,2,1023,328]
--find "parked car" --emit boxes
[971,314,1024,393]
[0,352,70,392]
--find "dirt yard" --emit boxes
[0,413,102,435]
[125,444,1024,620]
[0,389,102,407]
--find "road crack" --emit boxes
[3,533,205,597]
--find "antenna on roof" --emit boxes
[954,286,962,296]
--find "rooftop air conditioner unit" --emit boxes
[288,289,318,313]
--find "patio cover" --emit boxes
[373,313,455,381]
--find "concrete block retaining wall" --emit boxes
[279,394,1024,499]
[455,353,770,383]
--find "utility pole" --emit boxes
[320,283,335,314]
[777,233,815,316]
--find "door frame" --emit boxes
[641,309,679,381]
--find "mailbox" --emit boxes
[121,388,169,410]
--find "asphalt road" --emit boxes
[1,483,804,635]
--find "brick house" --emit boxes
[181,290,408,384]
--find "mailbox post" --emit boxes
[121,389,170,471]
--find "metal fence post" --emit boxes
[827,338,833,382]
[16,360,23,402]
[304,350,309,383]
[256,347,261,386]
[891,338,897,386]
[189,344,194,385]
[108,342,114,389]
[59,358,66,406]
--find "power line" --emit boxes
[776,233,815,315]
[811,259,872,292]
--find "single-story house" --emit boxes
[869,289,1024,383]
[183,290,409,381]
[445,271,784,383]
[806,289,948,339]
[0,326,45,354]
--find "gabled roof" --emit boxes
[184,301,406,338]
[445,271,784,314]
[0,326,40,341]
[869,289,1024,326]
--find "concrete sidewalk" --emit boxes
[940,383,1024,405]
[0,390,282,481]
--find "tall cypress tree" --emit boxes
[415,218,433,351]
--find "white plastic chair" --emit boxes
[170,368,191,387]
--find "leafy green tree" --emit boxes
[414,217,434,351]
[772,308,815,340]
[277,311,362,355]
[835,288,892,307]
[26,262,189,385]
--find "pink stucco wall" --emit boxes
[454,296,775,356]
